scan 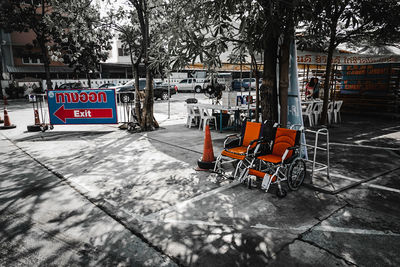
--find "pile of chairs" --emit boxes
[186,105,217,131]
[302,100,343,127]
[214,120,307,198]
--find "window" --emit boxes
[180,79,187,84]
[21,55,43,65]
[118,48,129,57]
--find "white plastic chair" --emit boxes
[333,100,343,123]
[312,102,323,125]
[199,107,217,131]
[302,102,314,126]
[186,105,200,128]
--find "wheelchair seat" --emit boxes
[257,127,299,164]
[220,121,263,160]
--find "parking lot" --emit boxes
[1,93,400,266]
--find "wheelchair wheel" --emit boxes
[287,157,306,191]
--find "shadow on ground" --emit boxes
[0,141,174,266]
[3,113,399,266]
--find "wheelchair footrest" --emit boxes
[261,173,276,192]
[261,174,272,191]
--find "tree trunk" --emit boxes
[141,70,156,130]
[279,37,290,128]
[135,0,157,131]
[320,3,340,125]
[320,48,334,125]
[279,2,294,128]
[38,37,52,90]
[133,64,142,124]
[38,1,52,90]
[321,30,337,125]
[251,55,260,122]
[87,73,91,88]
[0,51,3,99]
[260,34,279,123]
[128,43,142,124]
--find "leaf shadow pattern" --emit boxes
[2,113,399,266]
[0,140,176,266]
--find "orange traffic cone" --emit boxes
[197,124,216,170]
[27,109,44,132]
[34,110,41,125]
[0,108,16,129]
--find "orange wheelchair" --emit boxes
[214,120,276,179]
[238,127,306,197]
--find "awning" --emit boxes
[101,63,134,68]
[6,65,74,73]
[297,51,400,65]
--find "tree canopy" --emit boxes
[299,0,400,124]
[0,0,113,89]
[50,0,112,87]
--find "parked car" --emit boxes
[174,78,203,93]
[153,82,176,100]
[115,85,135,103]
[99,83,117,89]
[242,78,257,90]
[231,78,257,91]
[122,79,147,91]
[231,79,244,91]
[116,79,176,102]
[57,82,84,90]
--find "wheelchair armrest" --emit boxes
[249,138,265,146]
[225,134,238,139]
[249,138,273,156]
[281,146,299,162]
[224,134,240,148]
[246,138,267,155]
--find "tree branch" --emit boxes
[335,19,373,46]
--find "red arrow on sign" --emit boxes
[54,105,113,123]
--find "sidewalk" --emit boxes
[1,98,400,266]
[0,134,176,266]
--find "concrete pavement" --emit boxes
[0,133,176,266]
[1,94,400,266]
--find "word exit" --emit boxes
[74,110,92,118]
[54,105,113,123]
